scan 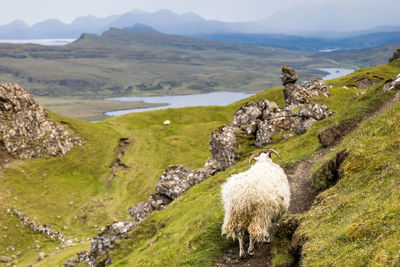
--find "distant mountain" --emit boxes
[0,20,29,36]
[0,8,399,52]
[259,4,400,36]
[194,31,400,51]
[125,23,159,33]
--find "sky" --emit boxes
[1,0,399,29]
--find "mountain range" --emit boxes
[1,9,400,52]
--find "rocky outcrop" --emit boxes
[304,78,329,96]
[282,66,330,109]
[383,73,400,92]
[297,104,334,121]
[209,125,239,171]
[79,221,135,267]
[281,65,298,85]
[128,202,154,223]
[389,48,400,63]
[0,83,82,159]
[156,166,214,200]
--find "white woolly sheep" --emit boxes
[163,120,171,126]
[221,149,290,258]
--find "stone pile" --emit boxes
[12,209,75,247]
[77,221,135,267]
[0,83,82,159]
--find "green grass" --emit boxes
[297,98,400,266]
[1,60,400,266]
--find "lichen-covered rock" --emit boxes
[281,66,298,85]
[383,73,400,91]
[233,102,262,127]
[295,118,317,135]
[268,109,300,131]
[255,120,277,147]
[148,193,172,210]
[209,125,239,170]
[284,84,316,109]
[128,201,153,223]
[259,99,279,120]
[84,221,135,267]
[156,165,213,199]
[389,48,400,63]
[64,257,77,267]
[0,83,82,159]
[297,104,335,120]
[304,78,329,96]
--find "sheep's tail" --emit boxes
[221,210,238,240]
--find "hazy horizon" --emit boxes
[1,0,400,33]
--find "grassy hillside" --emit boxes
[0,58,400,266]
[0,59,394,266]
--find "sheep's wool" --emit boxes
[221,153,290,242]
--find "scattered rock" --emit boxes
[255,120,276,147]
[297,104,335,121]
[389,48,400,63]
[1,256,11,262]
[64,257,77,267]
[232,102,262,135]
[82,221,135,267]
[304,78,329,96]
[12,209,73,246]
[295,118,317,135]
[128,201,153,223]
[37,252,46,261]
[0,83,83,159]
[156,165,214,200]
[148,193,172,210]
[209,125,239,171]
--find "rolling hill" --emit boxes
[0,28,331,99]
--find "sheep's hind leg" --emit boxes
[237,230,245,258]
[248,235,255,256]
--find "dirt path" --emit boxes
[215,91,400,266]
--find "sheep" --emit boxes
[163,120,171,126]
[221,149,290,258]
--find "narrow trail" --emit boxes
[216,91,400,267]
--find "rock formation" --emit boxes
[78,221,135,267]
[156,165,214,200]
[208,125,239,171]
[389,48,400,63]
[383,73,400,91]
[0,83,82,159]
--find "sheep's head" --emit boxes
[249,149,281,166]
